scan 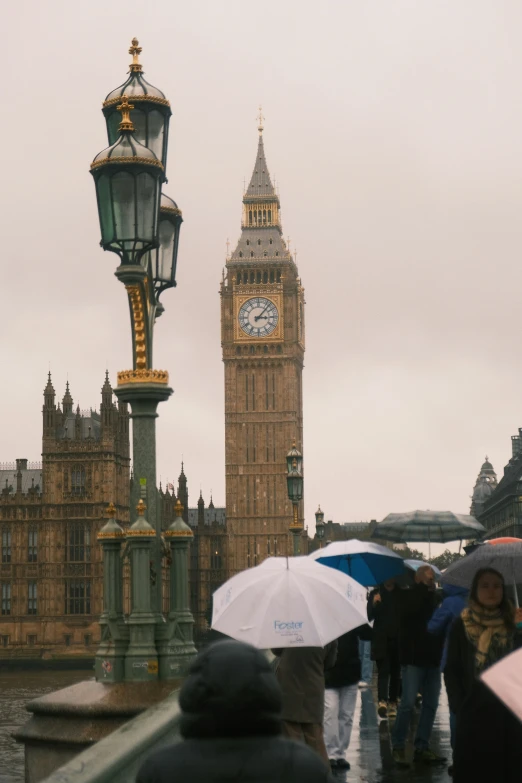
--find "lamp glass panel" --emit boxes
[157,218,175,282]
[287,475,303,502]
[131,109,147,147]
[147,110,165,163]
[111,171,135,242]
[107,113,120,145]
[136,172,159,243]
[96,174,115,244]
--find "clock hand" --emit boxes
[255,305,270,322]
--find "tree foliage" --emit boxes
[429,549,463,571]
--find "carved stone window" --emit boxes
[1,527,11,564]
[66,522,91,562]
[28,581,37,615]
[71,466,86,497]
[64,580,91,615]
[1,583,11,615]
[28,527,37,563]
[210,538,223,570]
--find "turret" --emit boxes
[75,405,82,440]
[197,490,205,527]
[62,381,73,416]
[42,372,56,433]
[101,370,115,432]
[177,462,189,524]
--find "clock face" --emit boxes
[238,297,279,337]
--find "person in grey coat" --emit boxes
[272,642,338,764]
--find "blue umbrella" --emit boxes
[309,539,406,587]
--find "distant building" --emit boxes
[0,377,228,662]
[477,434,522,538]
[470,457,497,518]
[161,465,227,638]
[0,372,130,663]
[308,517,378,553]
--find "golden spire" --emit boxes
[257,105,264,136]
[117,95,135,132]
[175,499,184,517]
[106,502,117,518]
[136,498,146,516]
[129,37,143,73]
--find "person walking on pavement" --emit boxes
[136,640,334,783]
[367,578,402,719]
[391,565,446,768]
[358,635,373,688]
[445,568,522,783]
[324,624,372,771]
[427,582,468,774]
[273,642,338,765]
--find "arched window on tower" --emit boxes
[239,252,243,258]
[270,270,274,283]
[258,239,261,245]
[249,211,252,225]
[250,252,254,258]
[256,271,261,283]
[268,210,272,223]
[246,240,250,246]
[277,270,281,283]
[71,466,86,497]
[250,271,255,283]
[66,522,91,562]
[263,210,267,224]
[236,273,241,284]
[263,271,268,283]
[269,238,273,245]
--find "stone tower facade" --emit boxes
[0,372,130,661]
[220,120,305,574]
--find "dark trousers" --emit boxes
[376,642,401,703]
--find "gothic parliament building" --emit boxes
[0,123,305,661]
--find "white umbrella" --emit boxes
[482,647,522,723]
[212,556,368,649]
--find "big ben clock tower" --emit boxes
[221,114,305,574]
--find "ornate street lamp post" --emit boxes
[91,40,195,681]
[286,442,304,556]
[315,505,325,549]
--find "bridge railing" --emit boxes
[40,689,182,783]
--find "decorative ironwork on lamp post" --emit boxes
[286,442,304,556]
[315,505,325,549]
[90,39,195,682]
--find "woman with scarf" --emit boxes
[445,568,522,782]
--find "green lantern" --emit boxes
[103,38,171,179]
[90,95,163,266]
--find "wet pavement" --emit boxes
[339,685,452,782]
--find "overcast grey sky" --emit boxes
[4,1,522,551]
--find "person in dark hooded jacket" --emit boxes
[136,640,333,783]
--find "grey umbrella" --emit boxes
[371,511,485,545]
[442,542,522,607]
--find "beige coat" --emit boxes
[274,643,338,724]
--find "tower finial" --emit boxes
[129,37,143,73]
[257,105,264,135]
[117,95,135,132]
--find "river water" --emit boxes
[0,669,92,783]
